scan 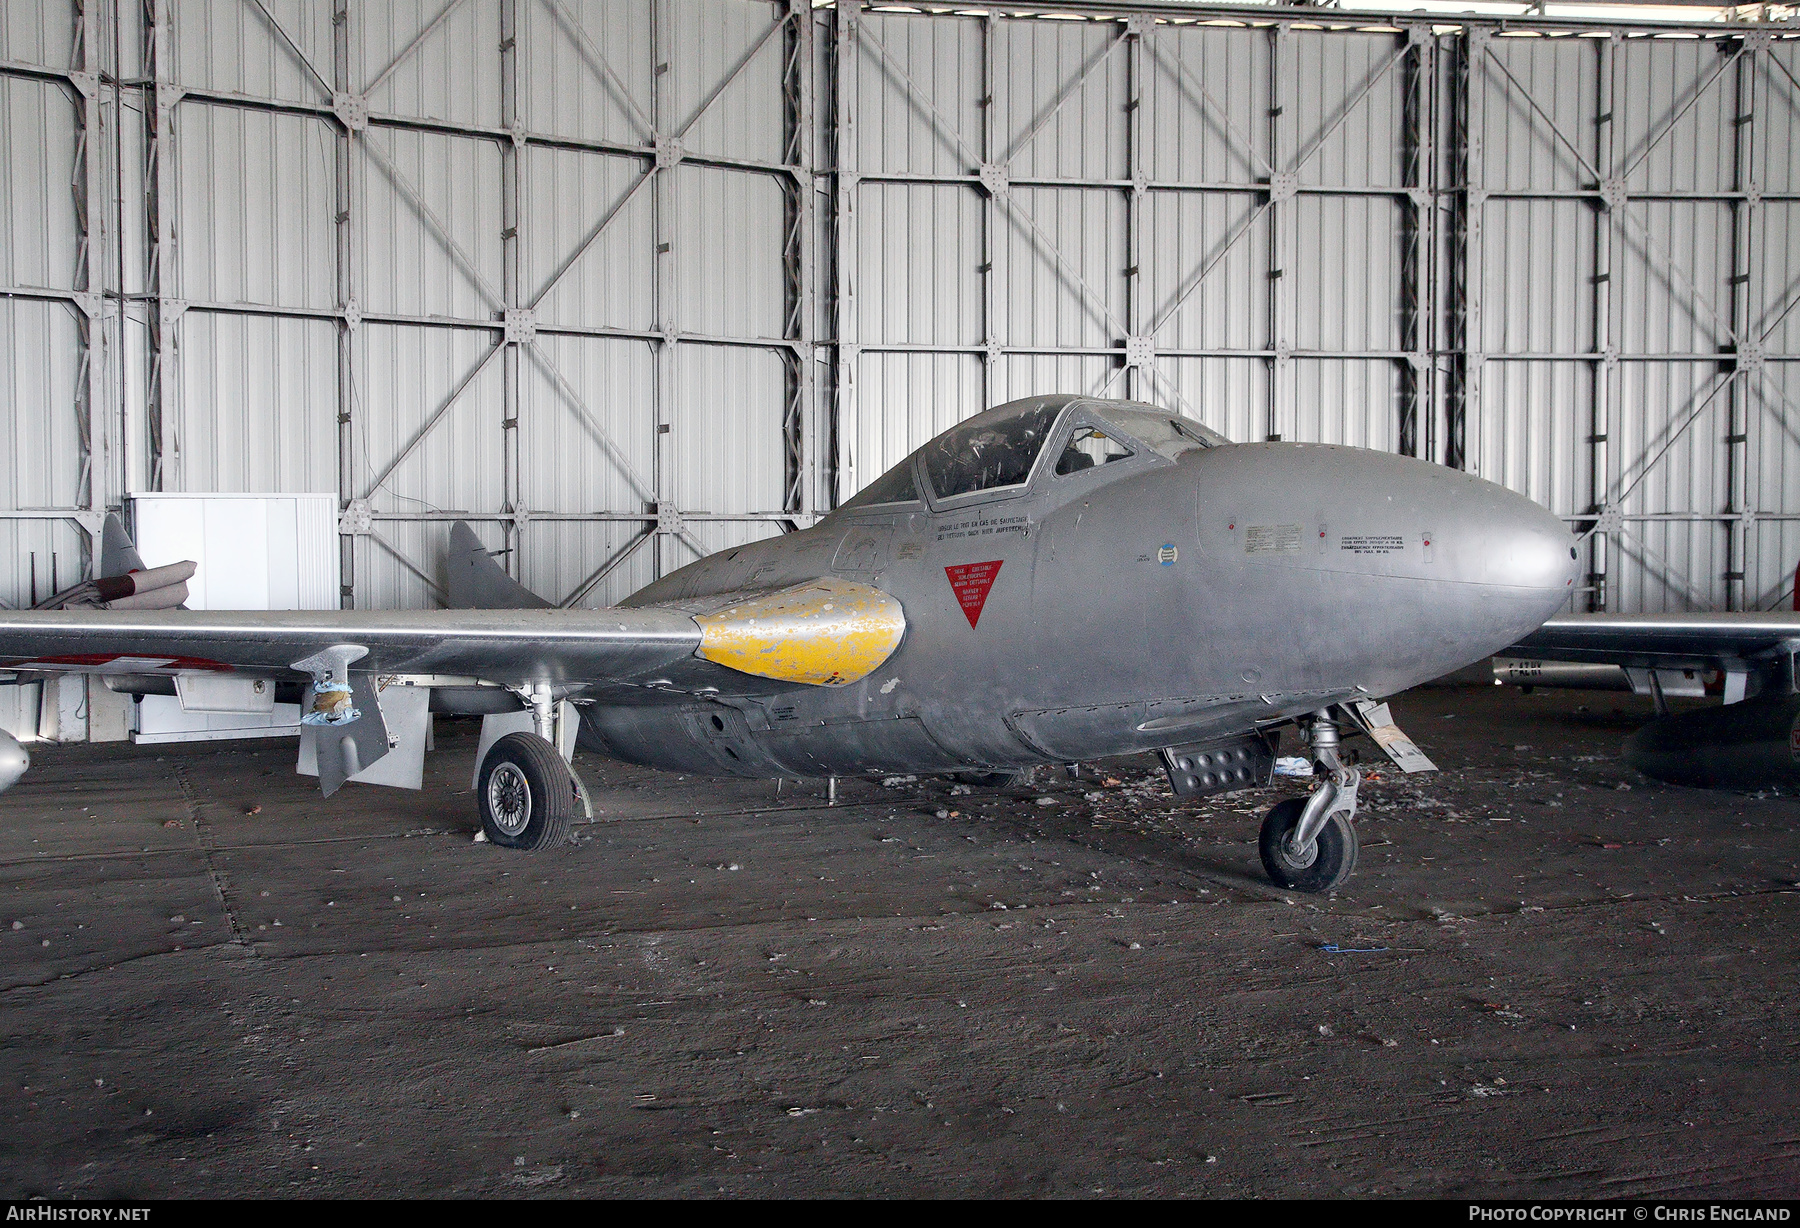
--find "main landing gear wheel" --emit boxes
[1258,797,1359,894]
[478,732,578,850]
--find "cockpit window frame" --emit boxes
[1051,419,1138,480]
[834,449,927,514]
[1038,404,1180,487]
[1081,402,1225,459]
[840,397,1225,520]
[916,402,1072,512]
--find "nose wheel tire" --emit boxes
[478,732,577,850]
[1258,797,1358,893]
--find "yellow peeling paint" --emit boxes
[692,577,905,687]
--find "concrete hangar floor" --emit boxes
[1,684,1796,1198]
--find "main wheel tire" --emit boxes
[1258,797,1359,893]
[478,732,578,850]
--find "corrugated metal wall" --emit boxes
[834,4,1800,615]
[2,0,1797,630]
[3,0,816,614]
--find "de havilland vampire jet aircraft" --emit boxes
[0,395,1579,893]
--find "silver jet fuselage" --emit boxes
[587,397,1577,778]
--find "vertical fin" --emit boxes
[98,513,146,579]
[446,522,553,610]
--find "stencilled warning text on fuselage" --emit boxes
[1245,523,1302,554]
[1339,534,1406,556]
[935,514,1031,543]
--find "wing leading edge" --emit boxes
[0,606,703,685]
[0,544,909,799]
[1512,612,1800,673]
[0,576,908,694]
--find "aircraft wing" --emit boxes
[1511,611,1800,673]
[0,607,704,686]
[0,572,909,695]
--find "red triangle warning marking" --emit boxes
[945,560,1003,628]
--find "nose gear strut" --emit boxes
[1258,707,1362,893]
[1288,710,1360,859]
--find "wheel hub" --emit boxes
[487,762,532,836]
[1281,834,1320,869]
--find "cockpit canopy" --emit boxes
[921,400,1063,501]
[837,395,1228,512]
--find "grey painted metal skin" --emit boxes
[0,396,1576,792]
[588,395,1578,777]
[0,394,1579,889]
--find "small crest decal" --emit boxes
[945,561,1003,628]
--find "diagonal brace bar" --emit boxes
[528,167,655,311]
[544,0,657,141]
[363,0,470,99]
[676,7,790,142]
[361,133,506,311]
[526,341,658,505]
[998,29,1126,169]
[1142,37,1272,177]
[363,339,507,498]
[245,0,333,99]
[559,526,654,608]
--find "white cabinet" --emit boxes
[129,493,338,612]
[128,493,339,744]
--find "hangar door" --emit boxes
[1,0,819,612]
[834,4,1800,615]
[2,0,1798,624]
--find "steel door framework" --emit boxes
[2,0,1797,616]
[832,2,1800,613]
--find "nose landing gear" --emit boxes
[1259,709,1361,893]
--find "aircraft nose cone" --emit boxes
[1424,467,1577,599]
